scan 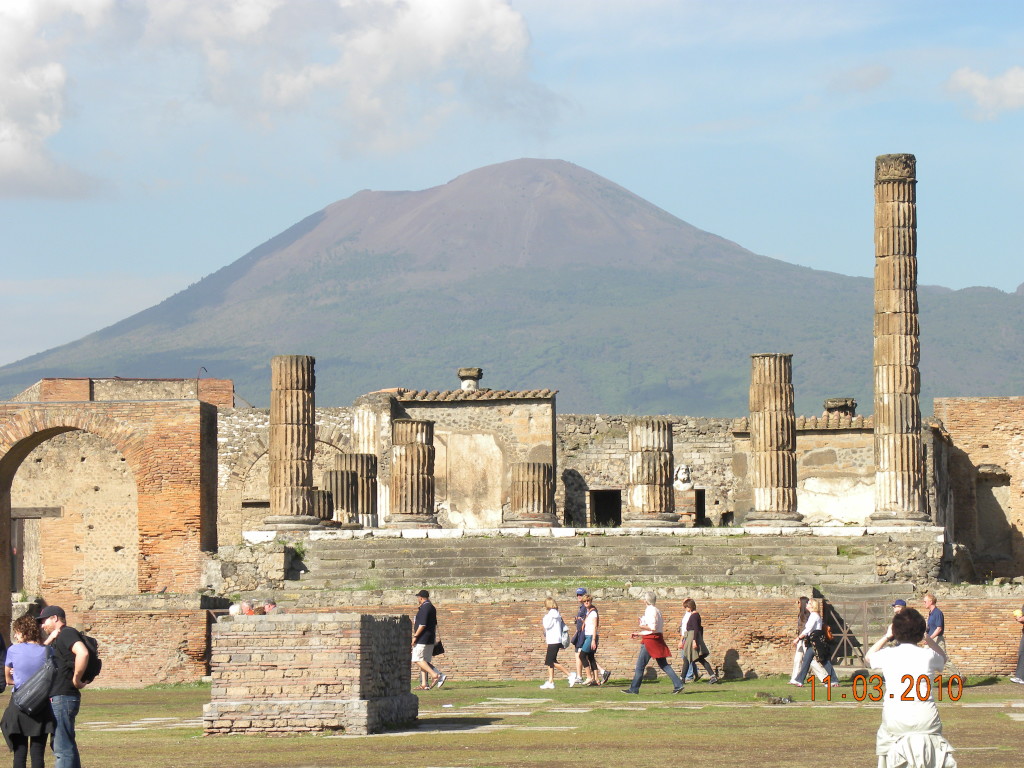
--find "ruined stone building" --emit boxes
[1,153,1022,687]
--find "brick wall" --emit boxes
[933,397,1024,577]
[284,593,1024,682]
[75,607,211,687]
[39,379,91,402]
[204,613,418,735]
[0,400,218,632]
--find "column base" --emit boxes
[387,514,442,529]
[868,511,931,526]
[620,513,683,528]
[500,517,559,528]
[744,511,806,527]
[262,515,321,530]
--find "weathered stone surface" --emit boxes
[747,354,803,526]
[505,462,557,527]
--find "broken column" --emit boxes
[389,419,440,529]
[503,462,558,527]
[872,153,928,524]
[326,453,379,527]
[264,355,319,529]
[745,353,804,527]
[624,418,680,527]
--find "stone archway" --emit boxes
[0,401,217,632]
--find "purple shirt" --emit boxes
[5,643,48,689]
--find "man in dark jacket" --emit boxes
[39,606,89,768]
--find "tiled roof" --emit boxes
[732,414,874,431]
[396,388,556,402]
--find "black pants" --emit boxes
[10,734,46,768]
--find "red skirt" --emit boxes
[641,633,672,659]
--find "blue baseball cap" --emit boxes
[576,588,587,596]
[892,599,907,607]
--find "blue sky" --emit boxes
[2,0,1023,367]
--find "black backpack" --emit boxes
[80,633,102,684]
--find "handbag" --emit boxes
[12,654,57,717]
[433,640,445,656]
[560,620,571,649]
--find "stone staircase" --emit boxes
[286,533,882,592]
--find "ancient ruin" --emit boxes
[872,153,929,525]
[1,153,1023,693]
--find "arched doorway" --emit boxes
[11,430,139,605]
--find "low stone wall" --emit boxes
[73,595,228,688]
[269,586,1024,682]
[203,613,418,735]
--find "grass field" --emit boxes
[64,675,1022,767]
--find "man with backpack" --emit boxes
[38,606,90,768]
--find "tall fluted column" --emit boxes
[337,453,379,527]
[503,462,558,527]
[264,355,319,529]
[745,353,804,526]
[389,419,440,528]
[872,153,928,524]
[623,418,681,527]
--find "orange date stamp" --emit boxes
[807,674,963,701]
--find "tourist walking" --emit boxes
[923,593,957,674]
[679,598,717,683]
[623,592,685,695]
[2,614,54,768]
[579,595,602,686]
[39,606,89,768]
[411,590,447,690]
[540,598,571,688]
[570,588,609,687]
[789,598,838,687]
[865,608,957,767]
[1012,603,1024,685]
[791,596,829,683]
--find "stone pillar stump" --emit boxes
[745,353,804,526]
[388,419,440,528]
[503,462,558,527]
[264,355,319,530]
[336,453,379,528]
[623,418,681,527]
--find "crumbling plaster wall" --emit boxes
[399,399,554,528]
[557,415,735,526]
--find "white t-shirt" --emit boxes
[640,604,663,635]
[680,610,692,635]
[866,643,944,724]
[584,608,599,636]
[542,609,564,644]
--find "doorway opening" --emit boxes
[590,490,621,528]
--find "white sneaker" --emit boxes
[568,673,577,687]
[540,681,555,689]
[1011,676,1024,684]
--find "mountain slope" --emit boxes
[2,159,1021,416]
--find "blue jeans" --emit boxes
[626,645,684,693]
[50,695,81,768]
[794,644,837,684]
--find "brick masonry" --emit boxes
[0,400,217,634]
[295,590,1024,682]
[203,613,418,735]
[933,397,1024,577]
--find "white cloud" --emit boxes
[946,66,1024,119]
[0,0,554,196]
